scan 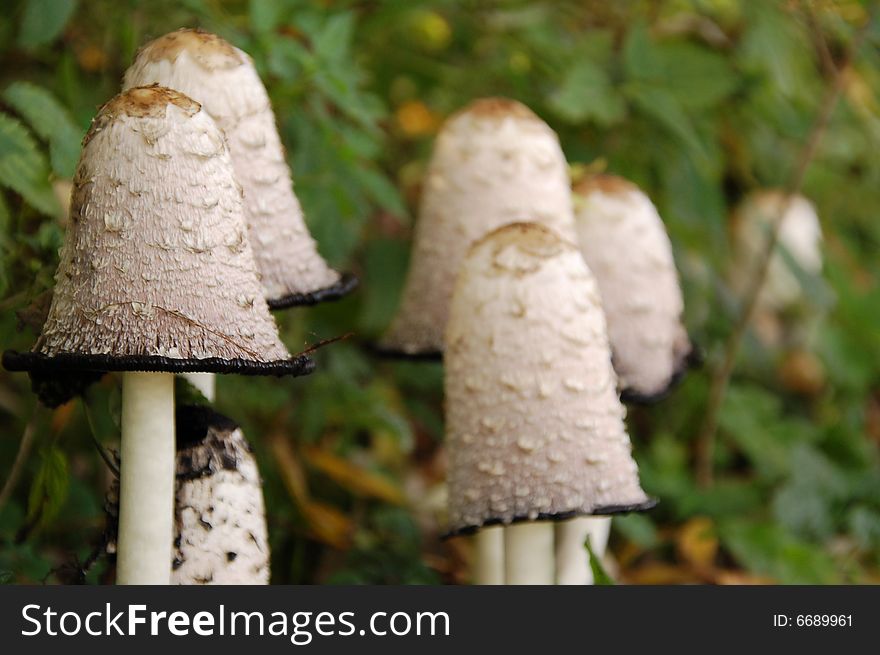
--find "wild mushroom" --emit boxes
[379,97,577,357]
[730,190,822,315]
[554,516,611,585]
[2,86,313,584]
[172,404,270,584]
[444,222,653,584]
[105,403,272,584]
[573,174,693,403]
[122,28,356,309]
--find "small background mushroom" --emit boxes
[730,190,825,348]
[573,173,693,402]
[380,97,577,356]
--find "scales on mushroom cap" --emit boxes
[2,86,314,585]
[443,222,654,583]
[573,173,694,403]
[122,28,357,309]
[378,97,577,358]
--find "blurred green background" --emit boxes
[1,0,879,584]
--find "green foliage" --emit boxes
[0,0,879,584]
[3,82,84,177]
[0,113,58,216]
[25,446,69,536]
[18,0,79,50]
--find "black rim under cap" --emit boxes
[2,350,315,377]
[267,272,359,309]
[441,498,658,539]
[619,340,703,406]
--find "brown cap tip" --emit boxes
[98,85,201,120]
[454,97,539,122]
[573,173,640,197]
[137,28,243,70]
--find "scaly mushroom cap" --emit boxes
[105,405,271,584]
[731,190,822,310]
[123,29,354,308]
[573,174,691,401]
[2,86,310,377]
[172,406,270,584]
[379,97,577,356]
[444,222,653,536]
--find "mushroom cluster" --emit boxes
[3,85,313,584]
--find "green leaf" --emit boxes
[312,13,355,65]
[548,59,625,126]
[720,520,837,584]
[25,446,69,535]
[0,113,59,216]
[626,85,706,159]
[250,0,284,35]
[18,0,78,50]
[3,82,83,177]
[350,166,407,217]
[585,537,614,585]
[623,22,737,110]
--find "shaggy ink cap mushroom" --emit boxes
[2,86,312,378]
[731,190,822,312]
[105,405,272,584]
[378,97,577,358]
[444,222,654,537]
[573,174,693,403]
[122,29,356,309]
[173,405,270,584]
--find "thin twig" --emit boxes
[81,398,120,478]
[0,418,37,511]
[693,7,875,487]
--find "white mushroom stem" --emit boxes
[504,522,554,584]
[117,372,175,585]
[555,516,612,585]
[181,372,216,402]
[473,526,504,584]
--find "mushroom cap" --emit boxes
[172,405,270,584]
[379,97,577,356]
[2,86,311,377]
[573,174,692,401]
[444,222,653,536]
[123,29,354,308]
[731,190,822,310]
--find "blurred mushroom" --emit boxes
[123,29,356,309]
[730,190,823,312]
[444,222,653,584]
[379,97,577,357]
[573,174,692,402]
[2,86,313,584]
[172,405,270,584]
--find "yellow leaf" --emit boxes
[302,500,353,550]
[677,517,718,571]
[304,446,405,505]
[395,101,440,137]
[268,433,309,505]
